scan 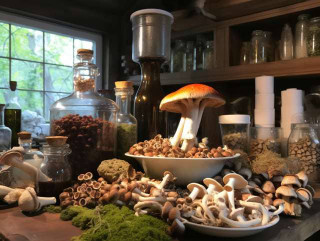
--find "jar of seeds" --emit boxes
[250,127,282,157]
[219,115,250,153]
[288,123,320,183]
[307,17,320,57]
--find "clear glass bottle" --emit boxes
[50,49,118,179]
[39,136,72,200]
[203,40,214,70]
[0,104,11,152]
[250,30,267,64]
[240,42,251,65]
[295,14,310,58]
[171,40,185,72]
[4,81,21,147]
[307,17,320,57]
[114,81,137,159]
[280,24,294,60]
[264,31,275,62]
[183,41,194,71]
[194,35,205,70]
[288,123,320,183]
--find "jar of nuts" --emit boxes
[250,127,282,157]
[50,49,118,179]
[219,115,250,153]
[288,123,320,183]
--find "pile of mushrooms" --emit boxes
[214,160,314,217]
[160,84,225,152]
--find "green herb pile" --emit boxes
[60,204,171,241]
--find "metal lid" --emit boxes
[219,115,251,124]
[130,9,174,23]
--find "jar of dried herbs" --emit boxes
[307,17,320,57]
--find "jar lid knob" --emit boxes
[46,136,68,147]
[18,131,32,140]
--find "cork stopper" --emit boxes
[17,131,32,140]
[115,81,133,89]
[46,136,68,147]
[10,81,17,91]
[77,49,93,55]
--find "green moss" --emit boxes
[72,209,96,230]
[43,205,62,213]
[60,206,86,221]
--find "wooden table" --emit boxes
[1,189,320,241]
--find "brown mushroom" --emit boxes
[281,175,301,188]
[262,181,275,193]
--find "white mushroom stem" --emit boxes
[170,116,186,147]
[0,185,14,197]
[224,178,236,210]
[270,203,284,217]
[188,186,200,201]
[201,194,216,223]
[132,193,166,203]
[132,188,150,197]
[158,173,172,190]
[134,201,163,214]
[219,209,261,228]
[239,200,269,225]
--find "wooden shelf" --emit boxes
[129,56,320,86]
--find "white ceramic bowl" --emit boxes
[184,215,280,238]
[125,153,240,185]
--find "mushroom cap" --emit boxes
[18,187,38,212]
[160,84,225,113]
[273,199,285,207]
[168,207,181,222]
[187,183,207,198]
[223,173,248,190]
[262,181,275,193]
[203,178,223,192]
[281,175,301,187]
[163,171,175,182]
[0,151,23,166]
[162,201,174,220]
[296,188,311,202]
[230,207,245,220]
[296,171,308,187]
[305,185,315,197]
[275,186,297,198]
[246,195,264,204]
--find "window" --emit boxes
[0,11,102,136]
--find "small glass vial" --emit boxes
[240,42,251,65]
[171,40,185,72]
[295,14,310,58]
[183,41,194,71]
[307,17,320,57]
[280,24,294,60]
[250,30,267,64]
[115,81,137,159]
[0,104,11,152]
[264,31,275,62]
[194,35,205,70]
[39,136,72,200]
[203,40,214,70]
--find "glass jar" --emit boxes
[240,42,251,65]
[194,35,205,70]
[295,14,310,59]
[4,81,21,147]
[39,136,72,200]
[171,40,185,72]
[203,40,214,70]
[50,49,118,179]
[264,31,275,62]
[250,30,267,64]
[114,81,137,159]
[307,17,320,57]
[219,115,250,153]
[288,123,320,183]
[0,104,11,152]
[183,41,194,71]
[280,24,294,60]
[249,127,282,156]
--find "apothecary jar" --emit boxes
[307,17,320,57]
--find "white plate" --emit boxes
[184,215,280,238]
[125,153,240,185]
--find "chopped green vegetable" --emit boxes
[43,205,62,214]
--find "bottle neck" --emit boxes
[19,138,32,151]
[139,59,163,89]
[116,93,132,115]
[0,106,4,126]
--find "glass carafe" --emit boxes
[115,81,137,159]
[0,104,11,151]
[39,136,72,200]
[295,14,310,58]
[250,30,267,64]
[203,40,214,70]
[4,81,21,147]
[183,41,194,71]
[50,49,118,179]
[171,40,185,72]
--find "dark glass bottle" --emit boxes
[4,81,21,147]
[134,60,167,141]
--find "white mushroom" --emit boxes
[296,171,308,187]
[203,178,224,195]
[219,208,261,228]
[0,185,14,197]
[223,173,248,210]
[134,201,163,215]
[186,183,207,204]
[238,200,270,225]
[157,171,175,190]
[3,188,24,204]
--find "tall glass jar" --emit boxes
[240,42,251,65]
[4,81,21,147]
[194,35,205,70]
[170,40,185,72]
[264,31,275,62]
[295,14,310,59]
[0,104,11,152]
[307,17,320,57]
[50,49,118,179]
[250,30,267,64]
[280,24,294,60]
[288,123,320,183]
[183,41,194,71]
[39,136,72,200]
[114,81,137,159]
[203,40,214,70]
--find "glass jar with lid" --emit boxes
[170,40,185,72]
[280,24,294,60]
[250,30,267,64]
[39,136,72,200]
[0,104,11,152]
[240,42,251,65]
[183,41,194,71]
[50,49,118,179]
[295,14,310,58]
[203,40,214,70]
[288,123,320,183]
[114,81,137,159]
[307,17,320,57]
